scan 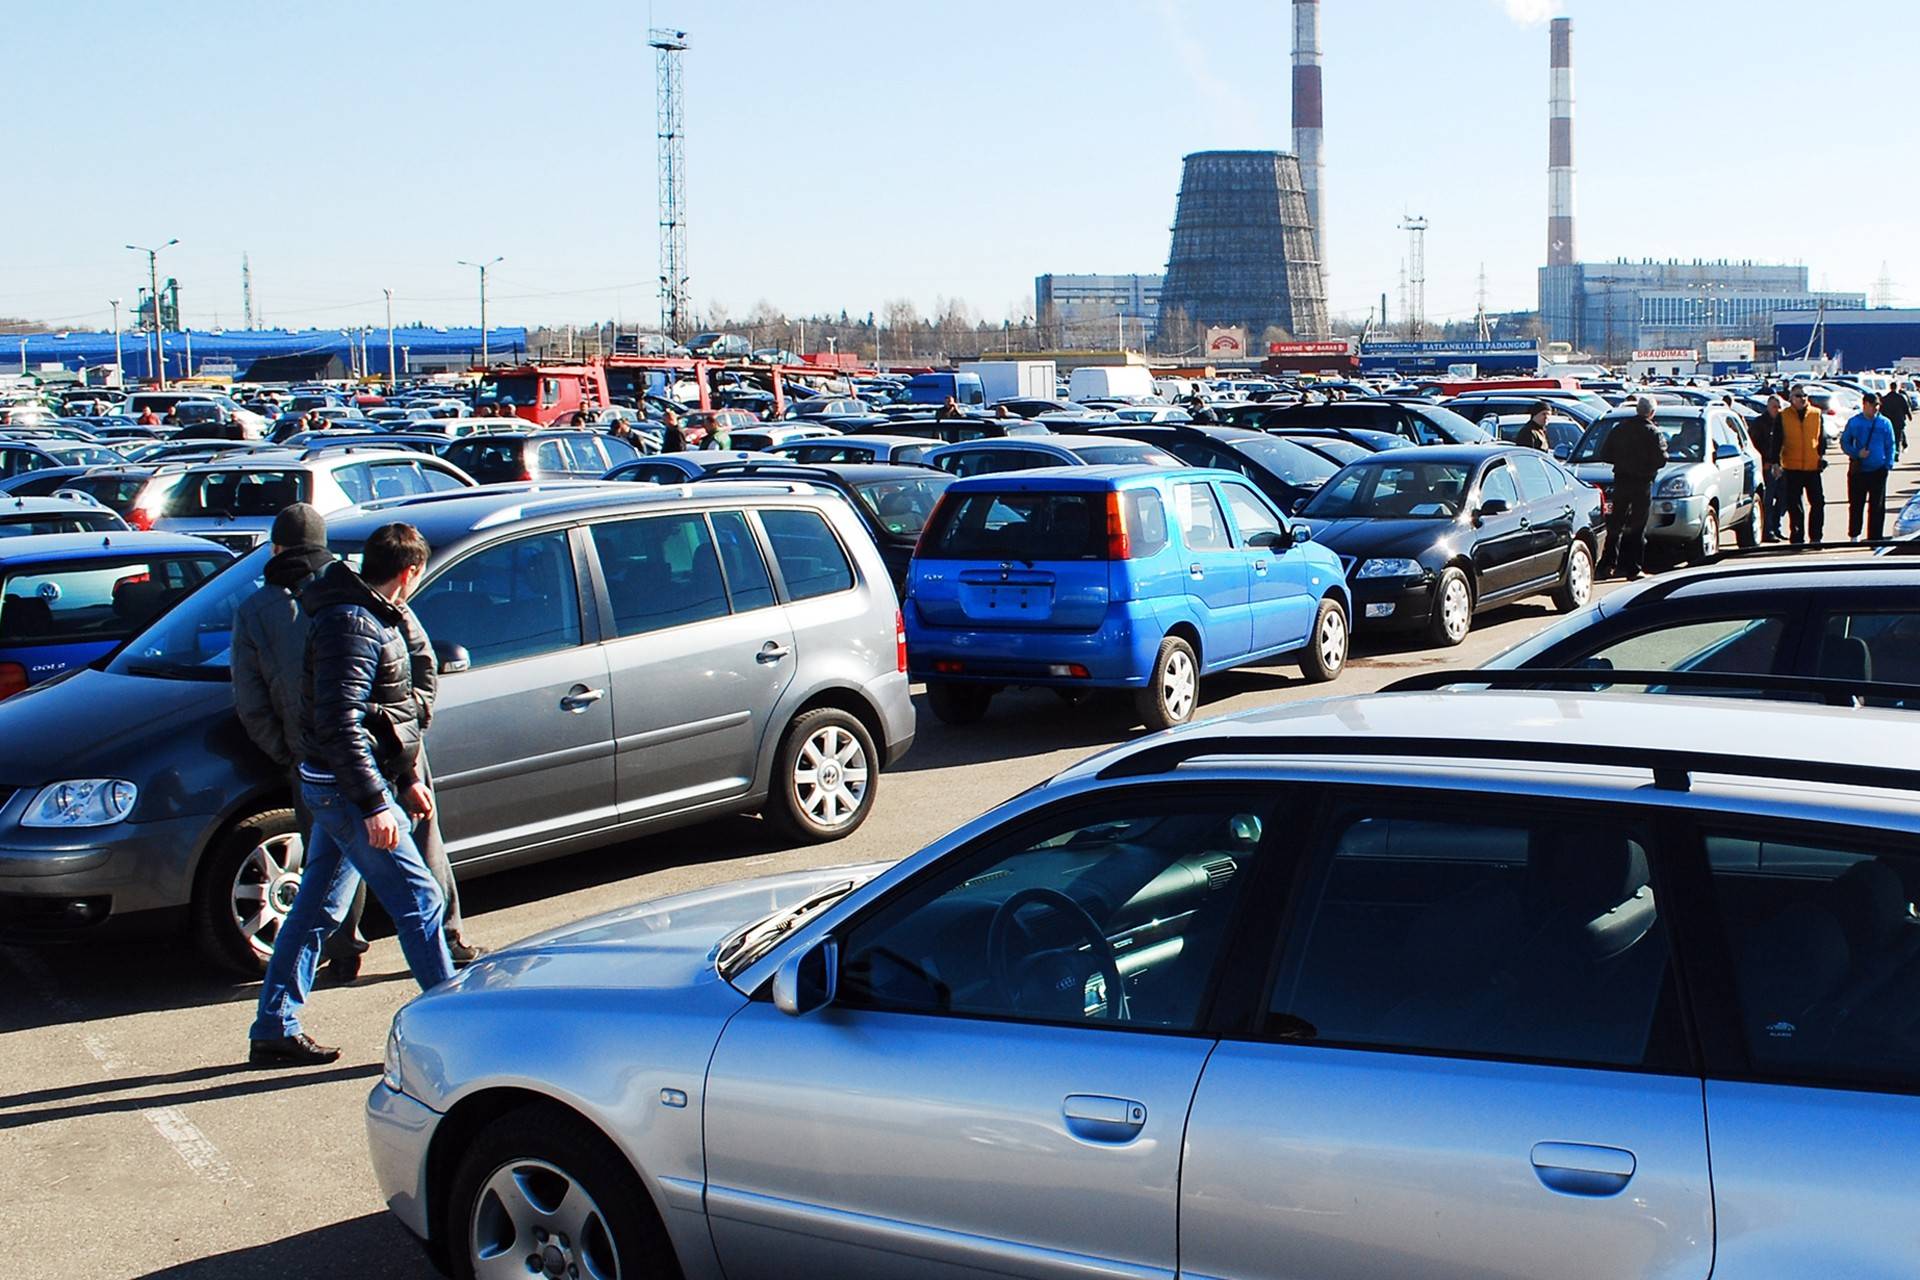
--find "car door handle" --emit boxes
[1189,563,1205,579]
[1517,516,1532,529]
[1252,560,1268,574]
[559,685,605,713]
[1530,1142,1636,1197]
[1063,1094,1147,1144]
[756,642,791,663]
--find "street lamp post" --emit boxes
[126,239,177,387]
[383,288,396,389]
[456,257,502,366]
[108,299,123,385]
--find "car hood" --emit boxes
[0,667,244,795]
[1300,515,1460,560]
[1570,460,1697,486]
[440,861,892,997]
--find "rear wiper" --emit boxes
[716,879,855,977]
[124,661,225,681]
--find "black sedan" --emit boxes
[1297,445,1606,646]
[1082,422,1341,514]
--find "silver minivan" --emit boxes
[0,482,914,970]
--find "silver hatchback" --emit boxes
[369,690,1918,1279]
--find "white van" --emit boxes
[1069,365,1157,403]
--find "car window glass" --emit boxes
[591,513,729,636]
[1701,830,1917,1092]
[709,510,776,612]
[563,435,607,473]
[1271,809,1676,1068]
[330,464,372,506]
[1509,454,1557,502]
[1814,611,1920,691]
[839,795,1280,1031]
[1479,464,1520,507]
[1584,616,1787,675]
[602,436,640,466]
[421,464,466,493]
[622,464,682,486]
[1220,481,1283,544]
[409,531,581,668]
[535,440,567,472]
[1125,489,1169,557]
[760,508,856,600]
[1172,481,1230,550]
[0,555,225,644]
[368,462,427,500]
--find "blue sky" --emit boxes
[4,0,1914,333]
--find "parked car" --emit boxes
[697,461,955,592]
[1256,400,1491,446]
[605,451,784,484]
[727,424,843,453]
[0,495,131,537]
[878,415,1052,444]
[371,687,1920,1280]
[992,397,1086,420]
[1297,445,1606,646]
[1481,412,1588,460]
[1566,406,1764,560]
[687,332,753,359]
[925,435,1184,477]
[768,434,937,466]
[1442,396,1603,430]
[38,443,127,469]
[442,431,639,485]
[0,531,231,700]
[0,442,61,480]
[155,450,476,553]
[909,466,1350,728]
[0,483,915,969]
[781,398,871,422]
[1086,423,1345,515]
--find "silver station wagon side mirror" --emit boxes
[773,936,839,1017]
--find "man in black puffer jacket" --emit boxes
[247,523,453,1066]
[1596,396,1669,581]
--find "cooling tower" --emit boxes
[1160,150,1329,343]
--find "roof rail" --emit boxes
[1622,550,1918,606]
[1382,666,1920,707]
[1094,729,1920,795]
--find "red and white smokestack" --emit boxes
[1292,0,1325,283]
[1547,16,1576,267]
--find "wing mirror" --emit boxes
[1553,444,1571,461]
[1475,498,1512,521]
[433,640,471,675]
[1247,529,1285,550]
[773,936,839,1016]
[1715,443,1741,460]
[1286,523,1314,546]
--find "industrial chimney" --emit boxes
[1547,16,1575,267]
[1291,0,1325,286]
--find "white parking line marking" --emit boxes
[140,1106,246,1185]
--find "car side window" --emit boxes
[1478,463,1520,507]
[590,513,730,636]
[1583,616,1788,675]
[1124,489,1170,557]
[1509,453,1557,502]
[421,463,467,493]
[759,508,856,600]
[839,793,1283,1031]
[1172,481,1231,551]
[602,437,640,466]
[709,510,777,613]
[1699,829,1918,1092]
[1219,481,1283,545]
[1268,806,1680,1069]
[1814,611,1920,689]
[367,461,427,500]
[331,463,372,505]
[563,435,608,473]
[409,531,583,668]
[535,440,567,472]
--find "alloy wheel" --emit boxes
[471,1158,621,1280]
[791,723,870,830]
[229,831,305,962]
[1162,647,1197,722]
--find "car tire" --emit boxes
[768,708,878,843]
[926,681,993,725]
[1692,503,1720,563]
[1426,567,1474,647]
[1734,498,1760,549]
[446,1104,679,1280]
[1551,539,1594,613]
[1135,635,1200,730]
[1299,598,1349,683]
[191,806,302,976]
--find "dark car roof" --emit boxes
[943,465,1212,493]
[1334,444,1517,466]
[0,530,230,564]
[701,462,940,484]
[1606,557,1920,608]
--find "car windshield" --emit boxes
[852,474,954,538]
[4,552,229,651]
[1570,415,1703,465]
[1232,435,1342,486]
[1304,461,1474,519]
[0,513,120,537]
[166,470,311,518]
[1066,443,1182,467]
[106,545,274,677]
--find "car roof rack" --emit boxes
[1095,721,1920,795]
[1619,549,1920,606]
[1383,666,1920,708]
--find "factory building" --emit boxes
[1034,274,1163,347]
[1773,308,1920,373]
[1539,259,1865,362]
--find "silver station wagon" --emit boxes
[368,690,1919,1280]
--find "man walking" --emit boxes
[231,504,368,982]
[247,523,452,1066]
[1841,391,1897,542]
[1596,396,1668,581]
[1776,384,1828,546]
[1750,393,1787,541]
[1884,379,1912,455]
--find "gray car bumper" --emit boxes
[0,810,208,935]
[366,1082,440,1243]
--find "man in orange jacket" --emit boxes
[1775,385,1828,545]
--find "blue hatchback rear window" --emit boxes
[921,492,1106,561]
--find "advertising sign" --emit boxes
[1631,348,1699,362]
[1206,327,1248,358]
[1705,339,1756,364]
[1268,340,1352,356]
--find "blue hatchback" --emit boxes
[907,466,1351,728]
[0,531,231,701]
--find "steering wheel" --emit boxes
[985,887,1128,1022]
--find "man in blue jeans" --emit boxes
[248,522,453,1066]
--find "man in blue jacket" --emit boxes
[247,522,453,1066]
[1840,391,1897,542]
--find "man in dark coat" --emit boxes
[1749,394,1787,541]
[1596,396,1668,580]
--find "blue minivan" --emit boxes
[903,371,986,407]
[0,531,231,701]
[907,466,1351,728]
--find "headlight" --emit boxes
[1655,474,1695,497]
[20,779,138,828]
[1897,494,1920,532]
[383,1023,406,1094]
[1356,558,1424,579]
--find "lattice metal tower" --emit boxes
[1160,151,1328,343]
[1400,215,1428,339]
[651,28,690,342]
[242,253,254,330]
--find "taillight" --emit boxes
[127,506,154,530]
[519,468,533,482]
[0,662,27,701]
[1104,490,1131,560]
[895,608,907,674]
